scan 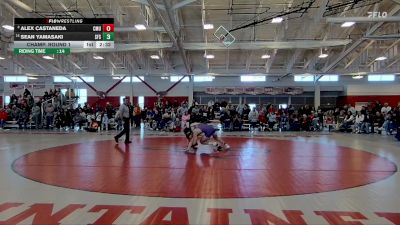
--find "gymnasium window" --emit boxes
[170,76,189,82]
[121,76,144,83]
[138,96,144,108]
[61,89,68,96]
[75,89,87,105]
[319,75,338,82]
[194,76,215,82]
[279,104,288,109]
[368,74,395,81]
[248,103,257,110]
[241,76,266,82]
[120,96,126,105]
[4,76,28,82]
[294,75,314,82]
[53,76,71,83]
[75,76,94,83]
[5,96,10,105]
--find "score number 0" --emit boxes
[103,24,114,32]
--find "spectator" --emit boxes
[381,102,392,115]
[181,111,190,129]
[354,111,365,133]
[10,94,18,105]
[0,108,8,129]
[133,104,141,128]
[232,114,243,131]
[32,103,41,129]
[267,112,277,131]
[45,103,55,129]
[248,108,259,131]
[23,89,31,98]
[300,114,310,131]
[375,112,385,134]
[341,111,354,131]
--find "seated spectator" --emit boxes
[0,108,8,129]
[258,111,267,131]
[10,105,21,121]
[73,109,86,130]
[336,110,346,130]
[354,111,365,133]
[383,113,396,135]
[85,119,99,132]
[18,106,30,129]
[290,113,300,131]
[309,112,320,131]
[54,110,66,129]
[341,111,354,131]
[375,112,385,134]
[45,103,55,129]
[232,114,243,131]
[32,103,41,129]
[220,110,232,131]
[160,110,172,131]
[65,108,75,130]
[300,114,310,131]
[242,104,250,120]
[153,110,162,130]
[280,113,289,131]
[381,102,392,115]
[267,112,277,131]
[248,108,259,131]
[181,111,190,129]
[363,111,373,134]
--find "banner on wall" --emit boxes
[10,82,46,90]
[28,81,46,89]
[9,83,25,89]
[54,84,71,89]
[205,87,304,95]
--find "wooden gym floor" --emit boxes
[0,129,399,225]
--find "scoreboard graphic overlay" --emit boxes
[13,18,114,55]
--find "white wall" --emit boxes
[346,85,400,96]
[1,75,399,97]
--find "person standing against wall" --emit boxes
[114,98,132,144]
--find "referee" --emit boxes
[114,98,132,144]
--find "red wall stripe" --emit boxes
[337,95,400,107]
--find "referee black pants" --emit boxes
[116,118,130,142]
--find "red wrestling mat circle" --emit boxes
[12,137,396,198]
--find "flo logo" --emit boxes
[368,11,388,18]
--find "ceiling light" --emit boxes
[204,54,214,59]
[161,76,169,79]
[93,55,104,60]
[42,55,54,60]
[112,76,122,80]
[2,25,14,30]
[271,17,283,23]
[352,75,364,79]
[27,76,38,80]
[71,76,78,80]
[375,56,387,61]
[203,24,214,30]
[0,56,5,60]
[135,24,146,30]
[341,22,355,28]
[150,55,160,59]
[319,53,329,58]
[261,54,271,59]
